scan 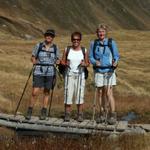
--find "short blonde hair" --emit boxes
[96,24,108,32]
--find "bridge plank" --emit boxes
[78,120,90,128]
[117,121,128,131]
[0,113,131,135]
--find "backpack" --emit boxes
[36,42,57,60]
[59,46,88,79]
[35,42,57,89]
[92,38,117,69]
[93,38,113,60]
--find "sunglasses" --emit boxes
[72,38,81,42]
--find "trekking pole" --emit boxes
[92,86,97,122]
[75,65,81,104]
[104,70,114,125]
[48,74,56,118]
[14,66,34,116]
[55,64,63,81]
[64,61,70,116]
[77,65,83,115]
[47,64,62,118]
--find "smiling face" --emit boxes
[97,28,106,41]
[44,35,54,44]
[71,35,81,49]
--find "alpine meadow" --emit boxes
[0,0,150,150]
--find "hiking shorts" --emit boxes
[33,75,55,90]
[95,72,116,87]
[64,72,85,105]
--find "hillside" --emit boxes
[0,0,150,38]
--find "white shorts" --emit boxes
[95,72,116,87]
[64,72,85,105]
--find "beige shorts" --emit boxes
[64,72,85,105]
[95,72,116,87]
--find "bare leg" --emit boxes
[43,89,50,108]
[96,87,107,123]
[106,85,117,125]
[97,87,103,113]
[64,104,71,121]
[77,104,84,122]
[29,87,40,107]
[77,104,83,114]
[65,104,71,113]
[106,86,115,113]
[26,87,40,120]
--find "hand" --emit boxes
[56,59,60,65]
[96,60,101,67]
[80,60,86,67]
[31,57,37,65]
[113,61,118,68]
[66,60,70,66]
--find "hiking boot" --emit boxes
[39,108,47,120]
[108,112,117,125]
[77,113,83,122]
[96,115,105,124]
[64,112,70,122]
[25,107,33,120]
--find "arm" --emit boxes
[31,43,40,65]
[61,48,67,65]
[84,49,90,67]
[55,45,60,65]
[111,40,120,67]
[80,48,90,67]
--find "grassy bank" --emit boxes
[0,30,150,123]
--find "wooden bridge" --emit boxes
[0,113,149,135]
[0,112,127,135]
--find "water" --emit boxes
[121,111,138,121]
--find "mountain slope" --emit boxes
[0,0,150,38]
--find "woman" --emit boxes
[89,24,120,125]
[61,32,89,122]
[26,29,60,120]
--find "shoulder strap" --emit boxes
[36,43,57,59]
[53,44,57,56]
[93,39,99,59]
[65,46,71,61]
[93,38,114,59]
[65,46,86,62]
[81,46,86,59]
[108,38,114,58]
[36,42,43,59]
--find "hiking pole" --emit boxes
[14,66,34,116]
[77,66,83,115]
[92,86,97,122]
[48,74,56,118]
[64,61,71,117]
[48,88,54,118]
[55,64,63,81]
[75,65,81,104]
[48,63,63,117]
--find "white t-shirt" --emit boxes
[66,48,87,73]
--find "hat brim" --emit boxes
[44,32,55,37]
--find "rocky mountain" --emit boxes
[0,0,150,38]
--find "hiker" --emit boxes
[61,31,89,122]
[89,24,120,125]
[26,29,60,120]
